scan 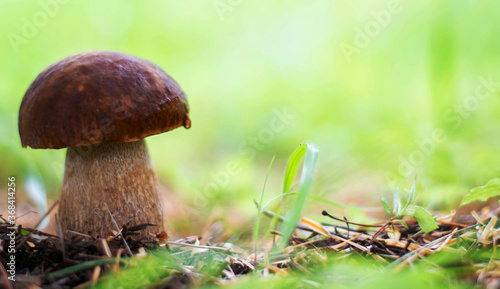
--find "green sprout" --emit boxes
[379,179,438,235]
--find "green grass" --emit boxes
[253,143,319,255]
[92,249,478,289]
[277,143,318,250]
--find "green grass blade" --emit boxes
[258,192,298,245]
[282,143,307,194]
[49,258,125,279]
[260,192,296,213]
[277,143,319,250]
[253,156,275,261]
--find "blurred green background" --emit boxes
[1,0,500,238]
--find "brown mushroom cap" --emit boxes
[19,51,191,149]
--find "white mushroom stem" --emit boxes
[58,139,165,238]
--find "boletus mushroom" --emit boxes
[18,51,191,238]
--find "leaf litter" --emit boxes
[1,203,500,288]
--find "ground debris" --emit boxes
[0,222,164,288]
[1,205,500,288]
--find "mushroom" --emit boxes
[18,51,191,238]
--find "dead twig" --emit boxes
[104,203,133,256]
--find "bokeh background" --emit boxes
[1,0,500,240]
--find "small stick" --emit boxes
[100,239,112,258]
[104,203,133,256]
[166,241,234,252]
[34,201,59,230]
[15,210,37,220]
[322,210,383,227]
[55,213,66,259]
[262,210,314,231]
[67,230,94,239]
[0,262,13,289]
